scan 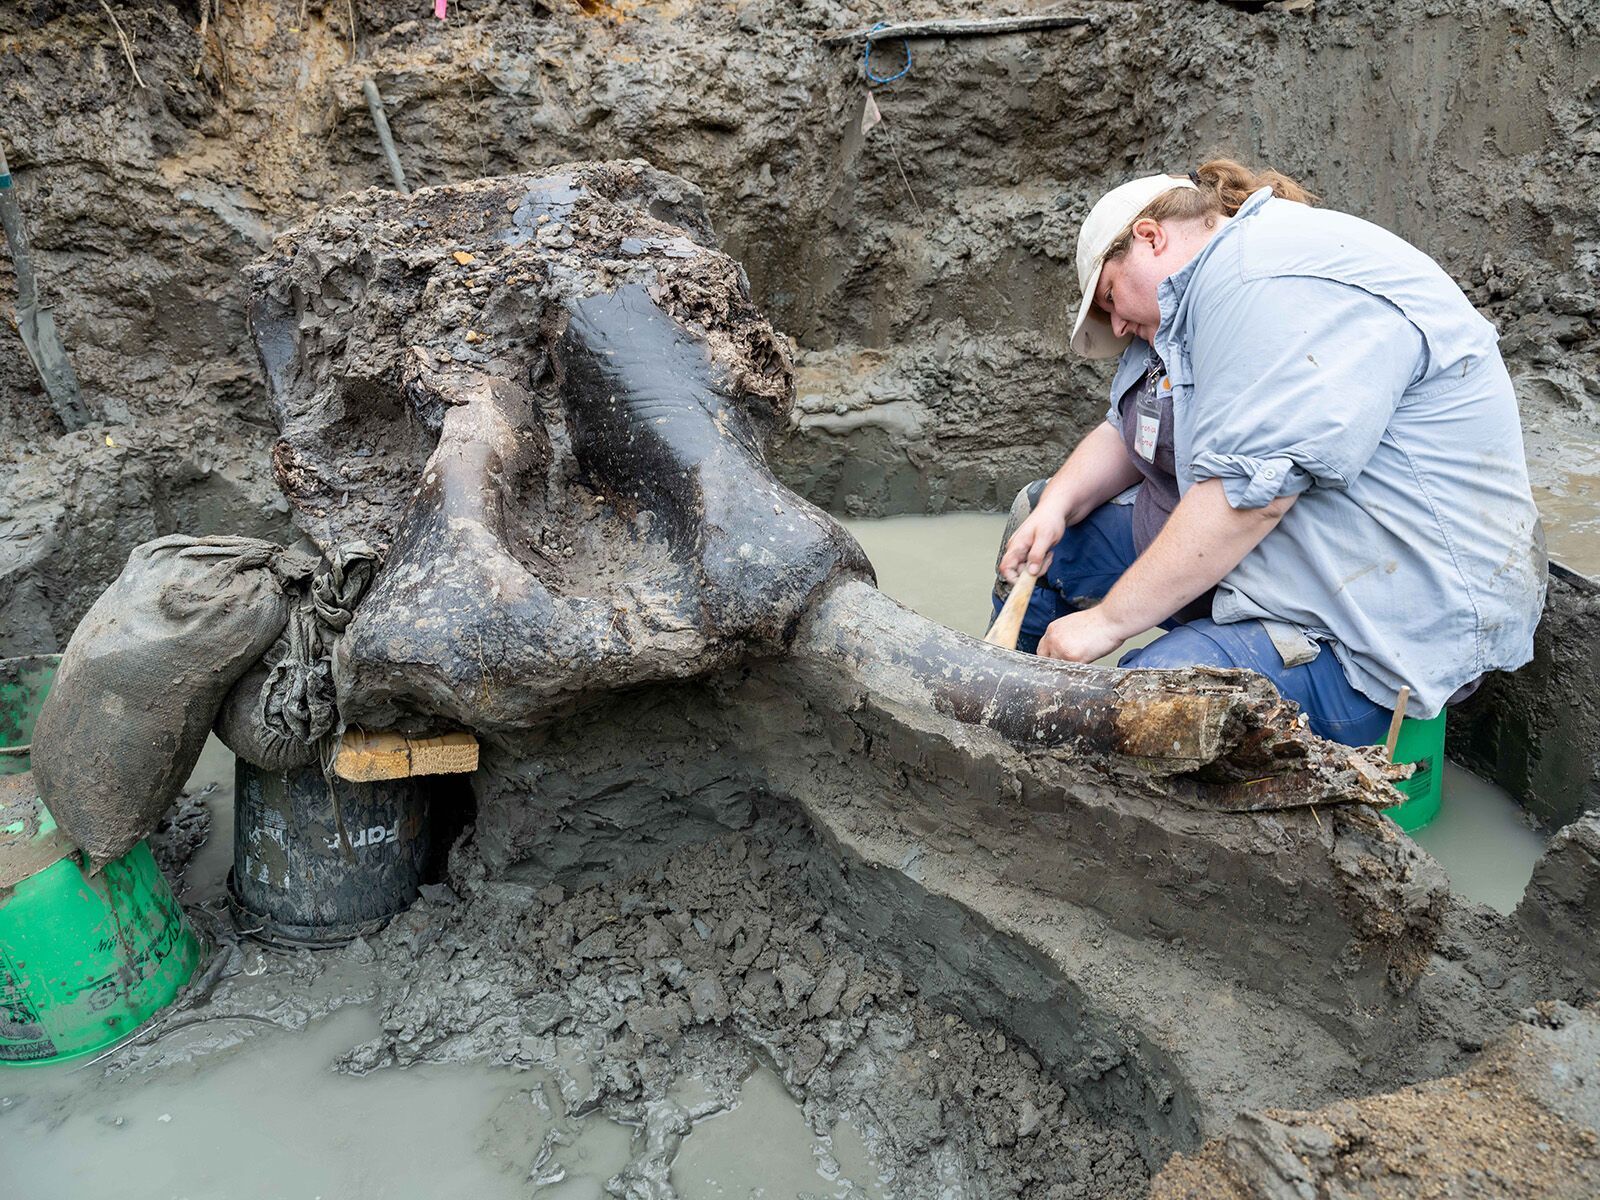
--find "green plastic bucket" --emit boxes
[0,654,58,777]
[1379,708,1447,833]
[0,656,202,1067]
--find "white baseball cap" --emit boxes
[1069,173,1198,359]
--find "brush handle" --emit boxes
[983,572,1038,651]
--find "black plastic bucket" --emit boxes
[227,760,466,948]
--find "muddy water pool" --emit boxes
[842,513,1548,914]
[5,1006,563,1200]
[1,739,889,1200]
[3,1005,882,1200]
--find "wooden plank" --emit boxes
[333,730,479,782]
[820,15,1092,47]
[334,731,409,781]
[408,733,481,778]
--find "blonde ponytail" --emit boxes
[1192,158,1317,214]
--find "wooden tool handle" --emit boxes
[1382,685,1411,759]
[984,572,1037,651]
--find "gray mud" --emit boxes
[8,707,1592,1198]
[26,778,1149,1199]
[147,790,212,885]
[347,817,1149,1198]
[15,736,1153,1198]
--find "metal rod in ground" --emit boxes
[362,79,411,195]
[820,14,1092,47]
[0,143,91,432]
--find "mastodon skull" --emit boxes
[247,161,870,733]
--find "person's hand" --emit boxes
[1038,608,1124,664]
[1000,506,1065,583]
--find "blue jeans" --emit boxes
[992,499,1392,747]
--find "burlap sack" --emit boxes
[32,535,315,867]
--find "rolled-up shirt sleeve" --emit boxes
[1186,276,1426,510]
[1190,450,1320,510]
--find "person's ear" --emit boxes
[1133,218,1167,254]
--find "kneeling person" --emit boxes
[995,160,1545,747]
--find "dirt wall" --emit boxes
[1449,566,1600,829]
[2,0,1597,653]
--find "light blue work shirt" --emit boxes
[1104,188,1545,718]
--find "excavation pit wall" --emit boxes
[3,0,1598,650]
[1450,565,1600,831]
[1,1,1597,1191]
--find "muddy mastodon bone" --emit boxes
[795,579,1404,810]
[331,285,868,731]
[247,164,869,731]
[554,284,868,636]
[246,162,801,555]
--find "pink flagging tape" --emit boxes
[434,0,447,19]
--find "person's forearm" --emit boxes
[1036,422,1143,526]
[1096,479,1296,638]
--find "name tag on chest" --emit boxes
[1135,413,1160,462]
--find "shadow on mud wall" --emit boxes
[1448,563,1600,831]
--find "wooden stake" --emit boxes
[1382,686,1411,759]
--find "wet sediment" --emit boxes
[2,2,1598,1195]
[352,819,1152,1198]
[15,713,1600,1197]
[456,650,1587,1149]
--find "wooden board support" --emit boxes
[333,730,480,782]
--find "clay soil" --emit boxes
[4,2,1600,1198]
[1153,1003,1600,1200]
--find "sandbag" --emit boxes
[32,535,315,868]
[213,543,377,771]
[212,611,327,772]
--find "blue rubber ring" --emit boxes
[864,22,912,85]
